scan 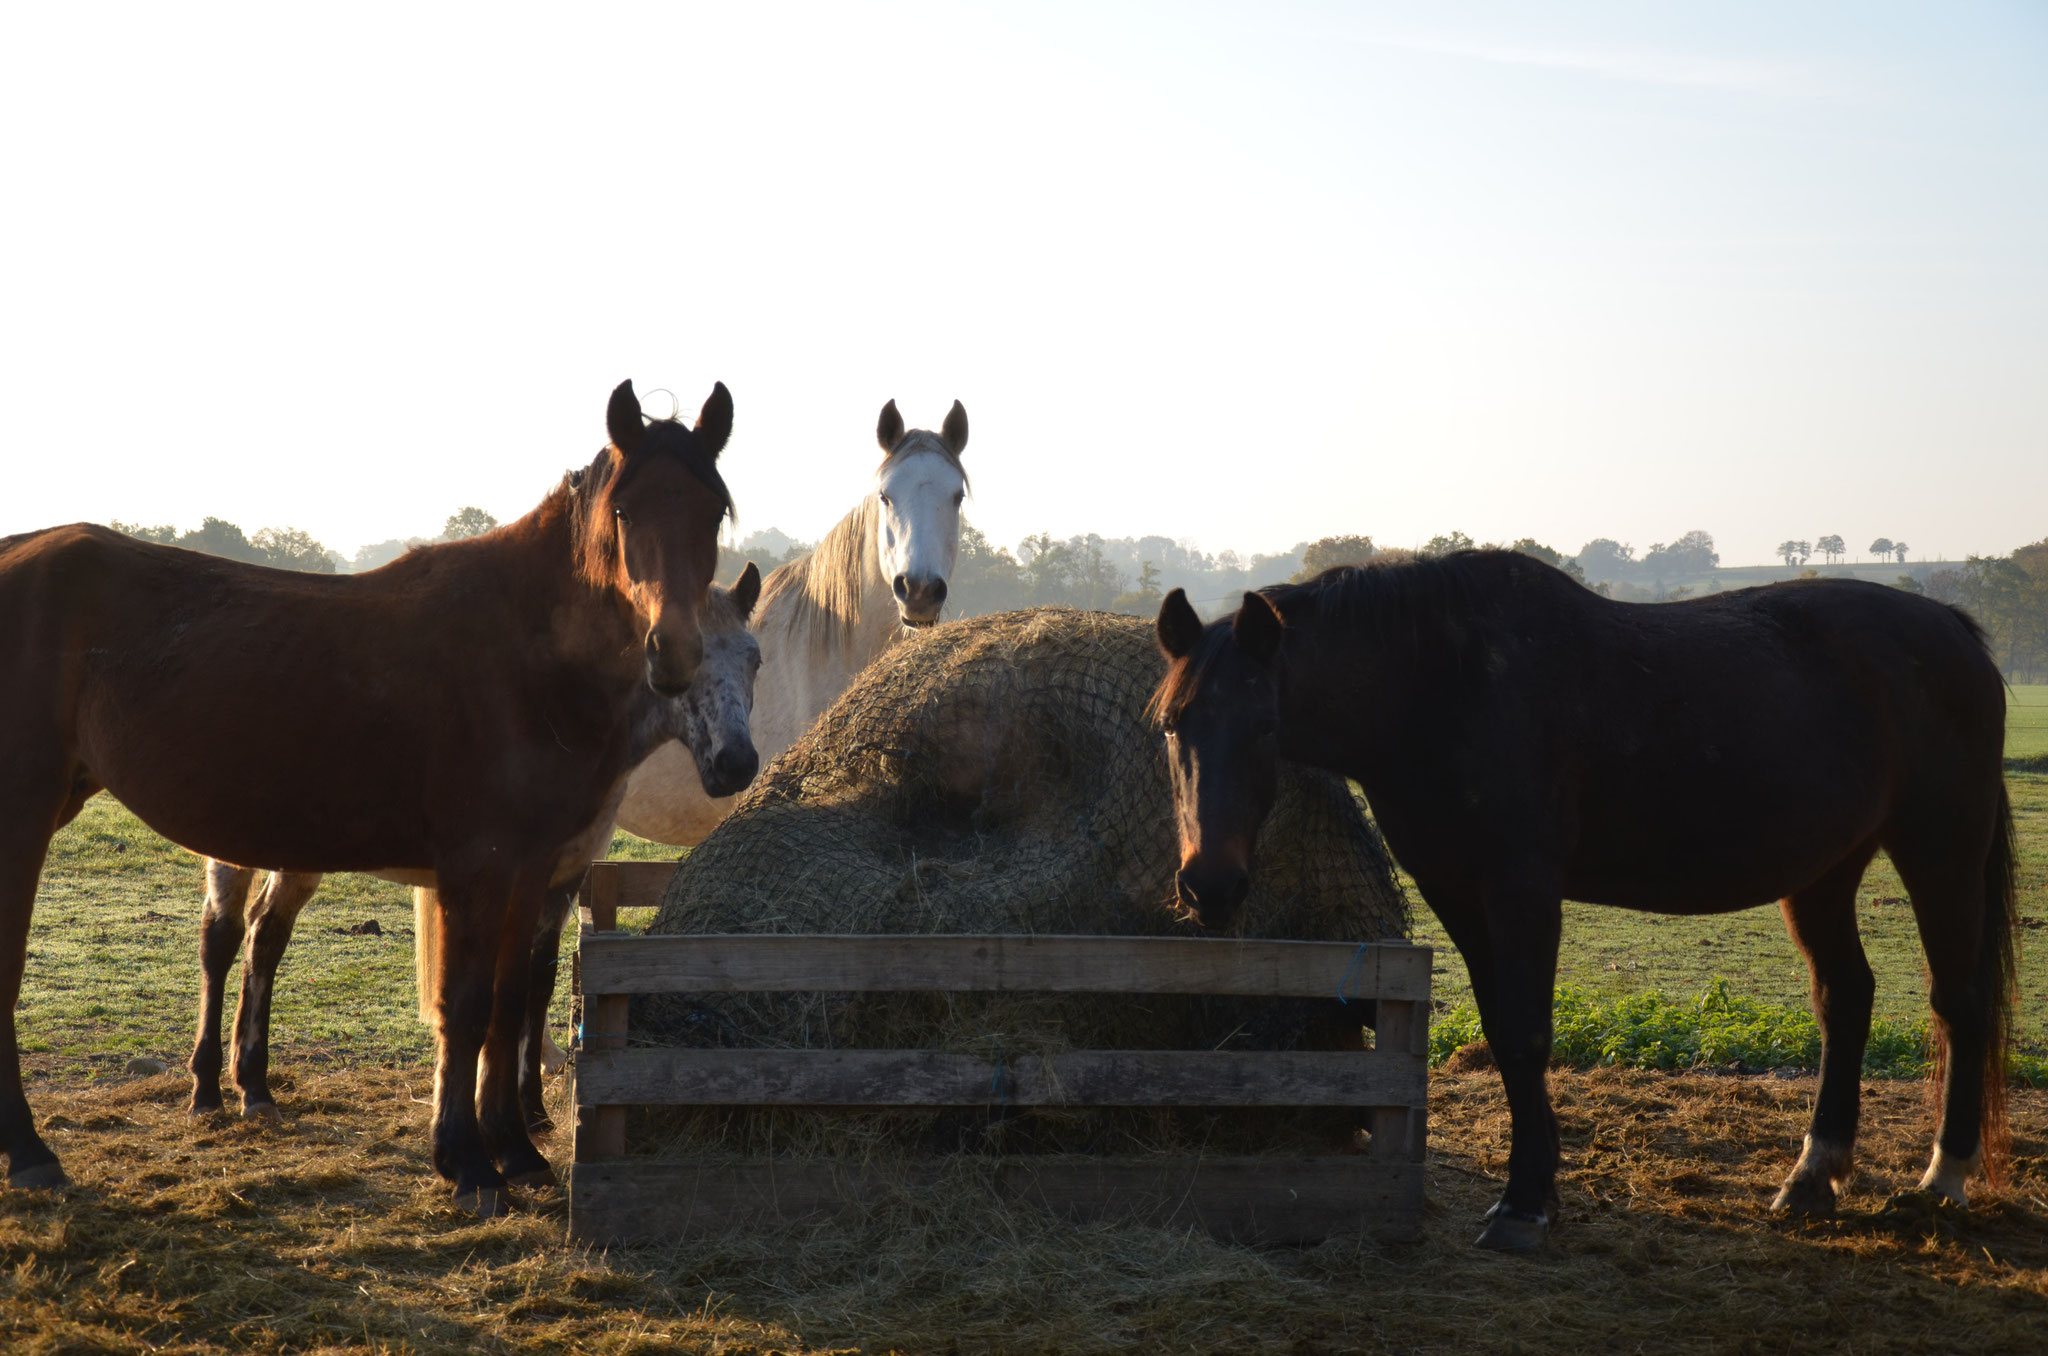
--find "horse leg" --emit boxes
[1891,813,2005,1207]
[189,861,254,1115]
[477,875,553,1188]
[0,757,74,1188]
[1770,845,1878,1216]
[520,886,573,1136]
[427,877,510,1213]
[229,871,322,1120]
[1459,884,1564,1252]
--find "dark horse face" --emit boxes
[602,380,735,696]
[1153,587,1286,931]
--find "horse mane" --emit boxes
[755,434,969,659]
[1153,550,1526,723]
[757,498,875,657]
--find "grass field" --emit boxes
[2011,684,2048,766]
[7,728,2048,1350]
[4,1064,2046,1352]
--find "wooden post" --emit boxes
[574,866,628,1162]
[1368,992,1427,1162]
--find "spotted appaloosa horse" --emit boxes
[0,379,736,1213]
[1153,552,2017,1251]
[189,565,763,1131]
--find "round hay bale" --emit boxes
[632,607,1406,1156]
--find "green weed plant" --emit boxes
[1429,977,2048,1086]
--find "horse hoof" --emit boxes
[455,1185,510,1218]
[1475,1205,1549,1252]
[188,1100,225,1119]
[506,1166,557,1190]
[1770,1176,1837,1218]
[8,1160,70,1192]
[242,1102,282,1124]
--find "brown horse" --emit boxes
[188,565,763,1130]
[0,379,734,1212]
[1154,553,2017,1250]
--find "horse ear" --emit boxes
[607,380,643,453]
[876,399,905,452]
[695,381,734,456]
[1156,588,1203,660]
[1233,590,1283,663]
[940,400,968,456]
[732,560,762,620]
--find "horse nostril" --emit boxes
[930,578,947,605]
[893,574,909,601]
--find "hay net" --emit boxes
[636,607,1405,1070]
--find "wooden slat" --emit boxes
[575,1048,1424,1109]
[579,860,674,932]
[573,868,628,1162]
[578,933,1431,1000]
[568,1156,1423,1246]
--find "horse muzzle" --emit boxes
[644,628,701,697]
[893,573,948,627]
[1174,861,1249,932]
[698,742,759,799]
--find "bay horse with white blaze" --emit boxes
[0,379,735,1213]
[190,564,762,1127]
[1153,552,2016,1251]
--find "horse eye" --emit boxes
[614,509,630,525]
[879,494,893,509]
[952,492,964,507]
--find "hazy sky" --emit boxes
[4,2,2043,566]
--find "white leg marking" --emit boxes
[1794,1134,1857,1192]
[1917,1145,1981,1205]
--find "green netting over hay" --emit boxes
[630,607,1407,1156]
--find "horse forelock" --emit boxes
[883,430,970,493]
[1147,623,1236,727]
[567,435,736,591]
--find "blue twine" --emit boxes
[1336,941,1372,1006]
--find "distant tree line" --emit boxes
[1909,538,2048,682]
[113,507,502,574]
[115,509,2040,678]
[111,518,339,572]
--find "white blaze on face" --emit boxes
[874,446,965,625]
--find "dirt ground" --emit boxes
[2,1064,2044,1354]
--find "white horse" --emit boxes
[613,397,969,843]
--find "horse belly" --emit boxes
[615,743,738,846]
[1566,785,1885,915]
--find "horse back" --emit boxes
[1373,568,2003,912]
[2,522,643,874]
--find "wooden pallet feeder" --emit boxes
[568,860,1431,1246]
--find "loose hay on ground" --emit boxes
[5,1065,2046,1353]
[631,608,1407,1160]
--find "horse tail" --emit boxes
[1975,781,2020,1184]
[413,887,440,1024]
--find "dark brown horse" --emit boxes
[0,379,735,1212]
[1153,552,2017,1250]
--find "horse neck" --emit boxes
[473,488,636,655]
[1273,606,1400,779]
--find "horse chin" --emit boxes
[899,615,939,631]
